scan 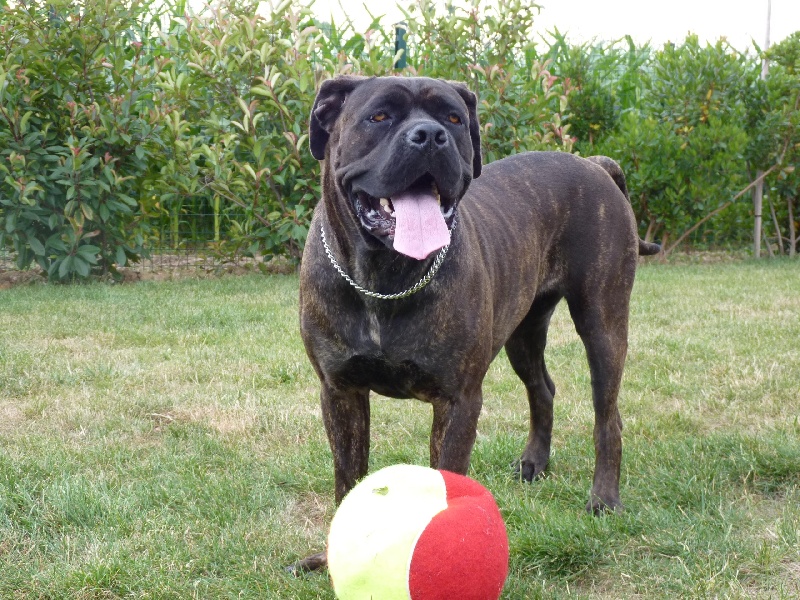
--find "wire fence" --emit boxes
[0,210,288,279]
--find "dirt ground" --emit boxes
[0,253,297,290]
[0,248,760,290]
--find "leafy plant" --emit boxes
[589,36,756,252]
[402,0,574,161]
[0,0,163,280]
[142,0,324,261]
[2,0,796,274]
[140,0,573,263]
[752,32,800,255]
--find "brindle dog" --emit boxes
[296,75,659,571]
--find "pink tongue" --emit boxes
[391,191,450,260]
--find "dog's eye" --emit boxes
[448,114,462,125]
[370,112,389,123]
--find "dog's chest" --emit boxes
[336,354,432,399]
[326,310,452,400]
[365,312,382,346]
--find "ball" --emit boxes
[327,464,509,600]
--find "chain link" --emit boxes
[320,216,457,300]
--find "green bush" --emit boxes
[571,36,757,250]
[401,0,573,160]
[0,0,162,280]
[554,33,800,254]
[755,32,800,255]
[1,0,797,276]
[142,0,329,262]
[0,0,571,278]
[141,0,571,263]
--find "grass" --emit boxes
[1,260,799,599]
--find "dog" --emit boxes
[296,75,659,570]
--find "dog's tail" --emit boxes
[586,155,662,256]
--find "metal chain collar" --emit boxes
[320,216,457,301]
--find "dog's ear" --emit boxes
[449,82,482,179]
[309,76,368,161]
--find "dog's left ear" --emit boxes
[449,82,482,179]
[309,75,368,161]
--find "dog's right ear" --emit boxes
[309,76,368,161]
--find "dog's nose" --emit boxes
[406,123,448,151]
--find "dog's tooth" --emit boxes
[380,198,389,207]
[431,182,441,205]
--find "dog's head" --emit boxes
[309,76,481,259]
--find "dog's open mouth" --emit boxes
[352,174,456,260]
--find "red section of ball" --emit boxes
[408,471,509,600]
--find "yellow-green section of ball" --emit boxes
[327,465,448,600]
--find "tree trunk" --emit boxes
[763,228,775,258]
[668,169,778,256]
[768,194,784,255]
[789,196,797,258]
[645,217,658,243]
[755,0,770,257]
[666,201,732,256]
[753,174,764,258]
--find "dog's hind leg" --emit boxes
[566,281,632,514]
[505,293,562,482]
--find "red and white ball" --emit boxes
[327,464,509,600]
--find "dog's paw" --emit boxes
[585,496,624,516]
[512,459,547,483]
[286,550,328,575]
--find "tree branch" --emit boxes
[666,163,783,255]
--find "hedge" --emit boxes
[1,0,797,280]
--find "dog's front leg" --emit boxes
[430,390,483,475]
[288,384,369,574]
[321,384,371,504]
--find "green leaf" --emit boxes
[73,256,90,278]
[250,86,272,97]
[77,244,101,259]
[58,256,74,279]
[292,223,307,241]
[19,111,33,133]
[28,236,46,256]
[47,235,67,253]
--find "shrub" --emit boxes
[5,0,792,275]
[141,0,572,263]
[0,0,163,280]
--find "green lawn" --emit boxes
[1,261,798,599]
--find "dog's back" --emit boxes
[453,152,643,348]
